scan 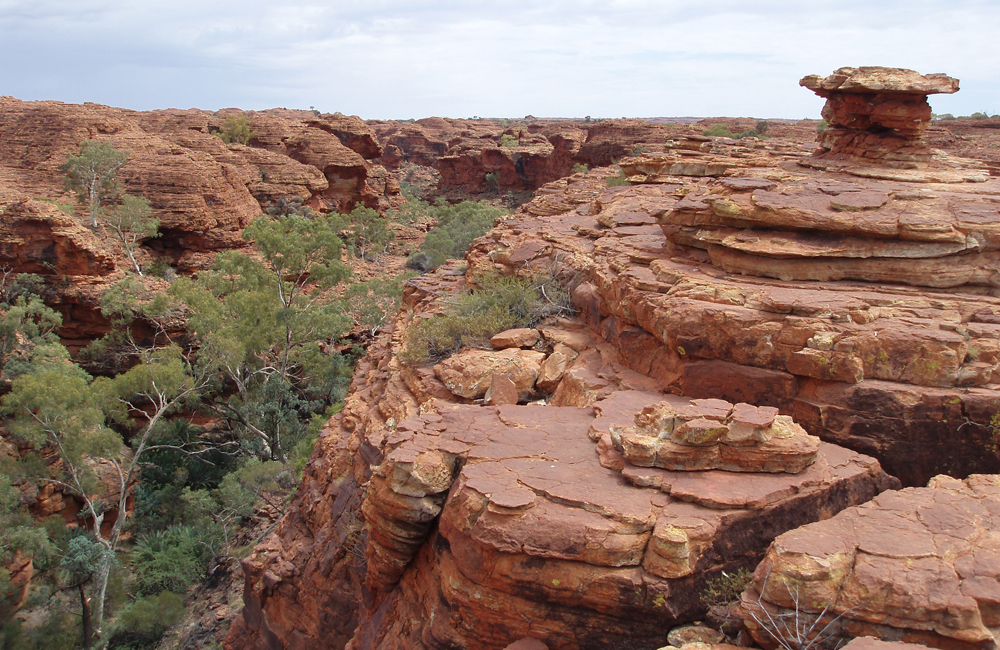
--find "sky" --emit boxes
[2,0,998,120]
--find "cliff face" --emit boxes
[228,69,1000,650]
[0,98,400,344]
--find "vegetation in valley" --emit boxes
[405,200,508,273]
[0,139,426,647]
[401,272,572,364]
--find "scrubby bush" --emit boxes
[402,273,571,363]
[606,170,630,187]
[266,196,318,219]
[702,124,763,139]
[756,120,770,135]
[406,201,508,273]
[107,591,185,650]
[700,567,753,607]
[571,163,589,174]
[816,119,829,133]
[217,114,256,145]
[499,134,520,148]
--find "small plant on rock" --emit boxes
[700,567,753,607]
[401,272,572,364]
[499,134,520,148]
[217,114,257,145]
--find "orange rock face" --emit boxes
[0,97,400,343]
[800,67,960,167]
[740,474,1000,650]
[226,263,897,649]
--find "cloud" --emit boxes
[1,0,997,118]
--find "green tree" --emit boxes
[102,194,160,276]
[0,270,63,382]
[343,272,415,337]
[63,141,130,229]
[60,536,106,648]
[342,203,394,262]
[2,343,213,638]
[171,213,353,461]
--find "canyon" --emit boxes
[1,66,999,650]
[224,69,1000,650]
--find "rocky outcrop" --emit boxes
[460,90,1000,486]
[370,117,703,195]
[800,67,959,168]
[0,97,401,342]
[740,474,1000,650]
[227,259,897,650]
[228,68,1000,649]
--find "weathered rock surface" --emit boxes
[740,474,1000,650]
[462,108,1000,486]
[800,67,960,168]
[226,69,1000,649]
[227,262,897,650]
[0,97,400,342]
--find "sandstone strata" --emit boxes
[740,474,1000,650]
[227,258,898,649]
[460,102,1000,486]
[800,67,959,168]
[0,97,400,342]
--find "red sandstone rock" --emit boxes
[484,373,519,405]
[800,67,959,167]
[228,263,897,650]
[740,474,1000,650]
[491,327,541,349]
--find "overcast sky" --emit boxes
[2,0,997,120]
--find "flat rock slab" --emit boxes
[740,474,1000,650]
[359,395,897,648]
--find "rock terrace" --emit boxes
[740,474,1000,650]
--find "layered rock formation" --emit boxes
[800,67,959,168]
[0,97,400,342]
[371,117,712,195]
[740,474,1000,650]
[227,280,896,649]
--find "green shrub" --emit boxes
[402,273,571,363]
[606,170,630,187]
[499,134,520,148]
[217,114,256,145]
[407,201,508,273]
[700,567,753,607]
[756,119,770,135]
[107,591,185,650]
[703,124,765,140]
[816,119,829,134]
[485,172,499,192]
[341,203,394,261]
[129,526,212,596]
[702,124,736,137]
[631,144,647,156]
[571,163,589,174]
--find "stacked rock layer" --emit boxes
[800,67,959,167]
[740,474,1000,650]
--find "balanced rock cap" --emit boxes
[800,66,959,96]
